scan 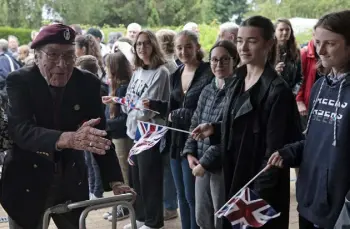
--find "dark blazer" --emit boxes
[0,66,123,228]
[211,64,303,229]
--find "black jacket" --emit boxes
[0,66,123,228]
[105,83,129,139]
[210,64,303,229]
[279,58,303,95]
[182,79,228,172]
[168,62,213,159]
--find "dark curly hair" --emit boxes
[75,34,104,70]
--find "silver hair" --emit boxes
[183,22,198,31]
[0,39,8,52]
[127,23,142,31]
[8,35,19,43]
[220,22,239,33]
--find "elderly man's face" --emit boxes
[35,44,76,87]
[8,38,18,50]
[219,30,237,43]
[127,28,140,41]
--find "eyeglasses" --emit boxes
[40,50,76,63]
[210,56,232,65]
[136,40,151,47]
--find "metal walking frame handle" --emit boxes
[42,193,137,229]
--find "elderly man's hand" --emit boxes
[112,183,136,196]
[56,118,112,155]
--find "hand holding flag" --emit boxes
[215,165,280,228]
[101,96,160,114]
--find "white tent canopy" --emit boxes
[289,17,318,34]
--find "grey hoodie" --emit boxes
[122,65,170,140]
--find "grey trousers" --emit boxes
[195,170,224,229]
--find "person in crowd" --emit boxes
[75,34,108,96]
[296,36,322,129]
[274,18,303,178]
[8,35,19,59]
[23,55,35,68]
[111,40,135,69]
[183,40,239,229]
[75,55,99,75]
[0,39,21,97]
[75,55,104,200]
[168,30,213,229]
[70,24,83,36]
[86,28,111,57]
[156,29,178,75]
[268,10,350,229]
[108,32,123,50]
[121,30,170,229]
[192,15,303,229]
[126,23,142,43]
[183,22,200,36]
[218,22,239,44]
[17,45,30,66]
[0,23,133,229]
[102,51,133,222]
[49,19,65,25]
[273,18,303,95]
[154,28,179,221]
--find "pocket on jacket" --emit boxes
[297,167,330,216]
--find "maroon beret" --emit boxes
[31,24,76,49]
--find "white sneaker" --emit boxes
[102,212,111,220]
[123,221,144,229]
[139,225,164,229]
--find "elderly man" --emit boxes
[0,24,133,229]
[8,35,19,58]
[183,22,199,35]
[126,23,141,43]
[218,22,239,43]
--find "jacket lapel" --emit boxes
[29,66,54,124]
[232,64,276,120]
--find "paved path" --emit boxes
[0,170,299,229]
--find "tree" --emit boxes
[213,0,248,23]
[147,0,160,27]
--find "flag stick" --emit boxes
[140,121,192,134]
[215,164,271,215]
[119,104,160,114]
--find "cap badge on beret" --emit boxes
[64,28,71,41]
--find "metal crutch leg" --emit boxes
[43,193,136,229]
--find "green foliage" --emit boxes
[147,0,161,27]
[0,22,313,56]
[0,27,32,45]
[247,0,350,19]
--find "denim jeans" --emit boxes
[163,154,178,211]
[84,151,103,198]
[171,157,198,229]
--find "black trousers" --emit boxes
[9,161,83,229]
[299,215,325,229]
[131,144,164,228]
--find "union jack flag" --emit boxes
[128,121,168,165]
[112,96,138,109]
[216,188,280,229]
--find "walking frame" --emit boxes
[42,193,137,229]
